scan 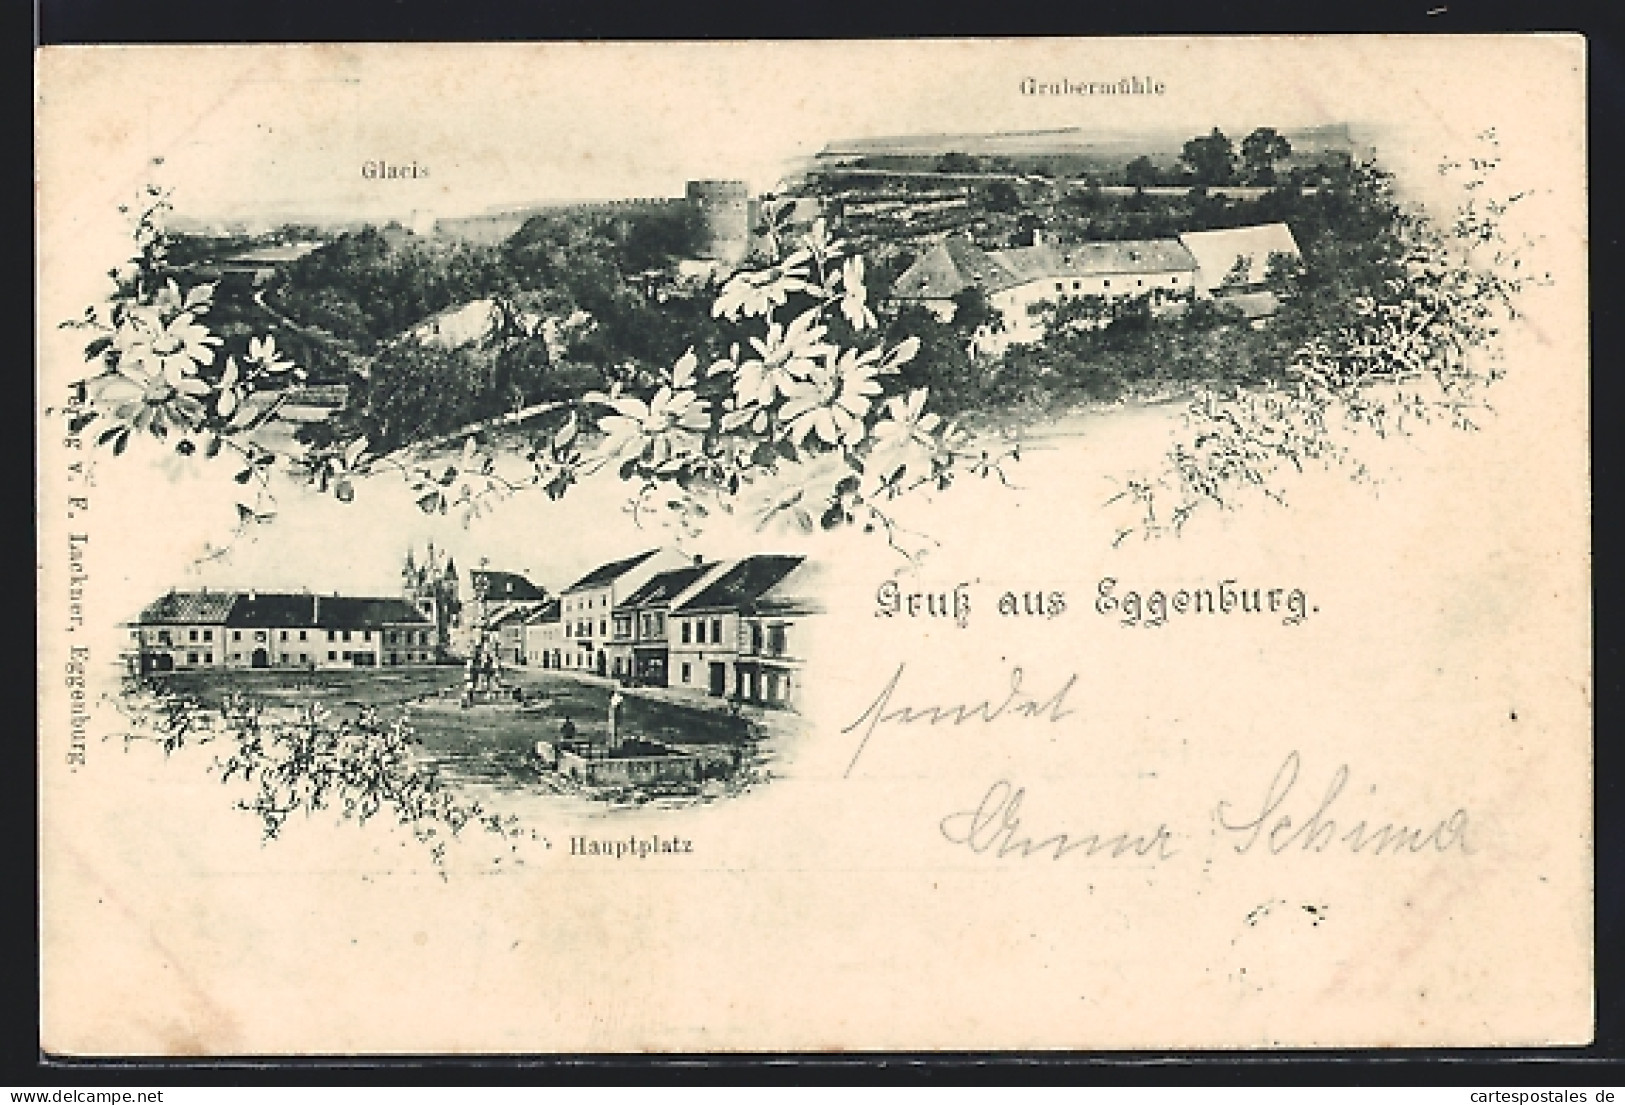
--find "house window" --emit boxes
[328,651,337,661]
[711,618,723,644]
[204,652,212,664]
[203,629,213,642]
[342,651,352,661]
[599,619,607,637]
[187,652,198,664]
[751,624,764,652]
[681,621,691,644]
[327,630,336,642]
[1137,279,1144,287]
[232,653,241,662]
[342,630,351,642]
[653,612,665,637]
[299,653,308,664]
[189,629,199,642]
[681,663,692,684]
[1072,280,1081,291]
[279,653,288,665]
[768,625,787,655]
[299,630,308,641]
[158,630,171,645]
[1103,279,1111,288]
[232,630,241,641]
[1054,282,1064,292]
[279,630,288,641]
[362,630,371,641]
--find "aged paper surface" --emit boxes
[37,37,1590,1053]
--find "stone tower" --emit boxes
[685,180,752,265]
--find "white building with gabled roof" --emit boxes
[558,548,692,676]
[890,221,1302,346]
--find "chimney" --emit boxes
[1032,228,1044,247]
[693,554,704,566]
[313,594,320,623]
[247,589,257,602]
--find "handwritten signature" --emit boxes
[938,752,1473,862]
[1215,750,1473,856]
[939,779,1179,862]
[841,662,1077,777]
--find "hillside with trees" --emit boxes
[187,126,1411,453]
[249,205,728,453]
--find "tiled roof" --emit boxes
[677,555,806,614]
[229,593,431,629]
[1177,222,1301,288]
[615,564,717,612]
[754,559,826,617]
[134,590,238,625]
[487,605,535,629]
[892,234,1197,301]
[563,549,662,593]
[135,591,429,629]
[522,599,561,625]
[996,239,1196,282]
[221,593,316,627]
[471,569,547,601]
[891,235,1011,299]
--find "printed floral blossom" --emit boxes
[245,335,294,374]
[867,387,943,488]
[744,450,855,533]
[116,307,220,382]
[597,386,711,465]
[91,356,211,436]
[711,262,812,321]
[777,348,883,448]
[836,255,877,331]
[734,311,830,408]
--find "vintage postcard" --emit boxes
[36,37,1590,1053]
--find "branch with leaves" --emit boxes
[109,679,523,864]
[62,188,1014,560]
[1106,132,1544,543]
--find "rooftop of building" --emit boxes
[678,554,808,615]
[1177,222,1302,287]
[892,233,1199,300]
[615,563,720,612]
[134,591,431,629]
[522,598,562,625]
[562,549,664,594]
[471,568,548,601]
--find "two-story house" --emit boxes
[128,590,438,673]
[606,560,725,685]
[734,558,823,708]
[665,554,814,704]
[558,548,691,676]
[456,568,548,658]
[890,222,1302,346]
[522,599,563,668]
